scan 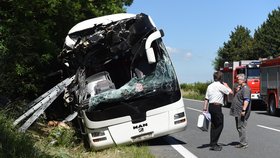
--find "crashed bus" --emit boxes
[14,13,187,150]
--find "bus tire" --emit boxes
[268,95,276,116]
[83,134,91,150]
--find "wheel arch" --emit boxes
[268,89,278,109]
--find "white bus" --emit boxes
[61,13,187,150]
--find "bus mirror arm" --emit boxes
[145,29,164,64]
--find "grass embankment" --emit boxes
[0,111,154,158]
[33,124,154,158]
[180,82,210,100]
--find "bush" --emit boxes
[47,126,76,147]
[180,81,211,100]
[0,111,51,158]
[194,82,211,95]
[181,89,204,100]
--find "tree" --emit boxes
[253,7,280,58]
[0,0,133,102]
[213,25,254,70]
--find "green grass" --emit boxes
[36,143,154,158]
[181,89,205,100]
[34,130,154,158]
[180,82,210,101]
[0,112,51,158]
[32,123,154,158]
[0,111,154,158]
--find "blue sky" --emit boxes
[126,1,280,84]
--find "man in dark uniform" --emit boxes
[203,71,233,151]
[230,73,251,149]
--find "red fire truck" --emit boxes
[260,57,280,115]
[221,60,261,106]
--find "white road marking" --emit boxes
[183,98,203,103]
[186,107,202,113]
[257,125,280,133]
[163,136,198,158]
[183,98,203,113]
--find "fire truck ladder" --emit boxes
[13,75,75,132]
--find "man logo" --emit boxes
[133,123,148,130]
[138,127,144,132]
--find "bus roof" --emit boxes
[68,13,136,34]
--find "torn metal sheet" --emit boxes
[59,13,180,112]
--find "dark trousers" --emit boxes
[208,103,224,146]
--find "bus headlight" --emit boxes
[91,131,107,142]
[174,112,185,119]
[174,112,186,125]
[92,131,105,137]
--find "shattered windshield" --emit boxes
[87,40,178,111]
[60,13,180,112]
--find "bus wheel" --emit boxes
[268,96,276,116]
[83,134,91,150]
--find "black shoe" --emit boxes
[209,145,222,151]
[235,143,248,149]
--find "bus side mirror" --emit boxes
[145,29,164,64]
[146,48,156,64]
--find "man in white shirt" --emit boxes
[203,71,233,151]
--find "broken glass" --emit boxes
[59,13,180,112]
[87,44,178,111]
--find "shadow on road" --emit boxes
[197,144,210,149]
[227,141,240,146]
[251,100,267,111]
[147,135,186,146]
[197,142,239,149]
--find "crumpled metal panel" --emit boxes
[59,13,155,72]
[59,13,179,112]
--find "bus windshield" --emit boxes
[87,39,180,111]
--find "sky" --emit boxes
[126,0,280,84]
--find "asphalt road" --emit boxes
[148,99,280,158]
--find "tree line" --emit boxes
[0,0,132,114]
[213,7,280,70]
